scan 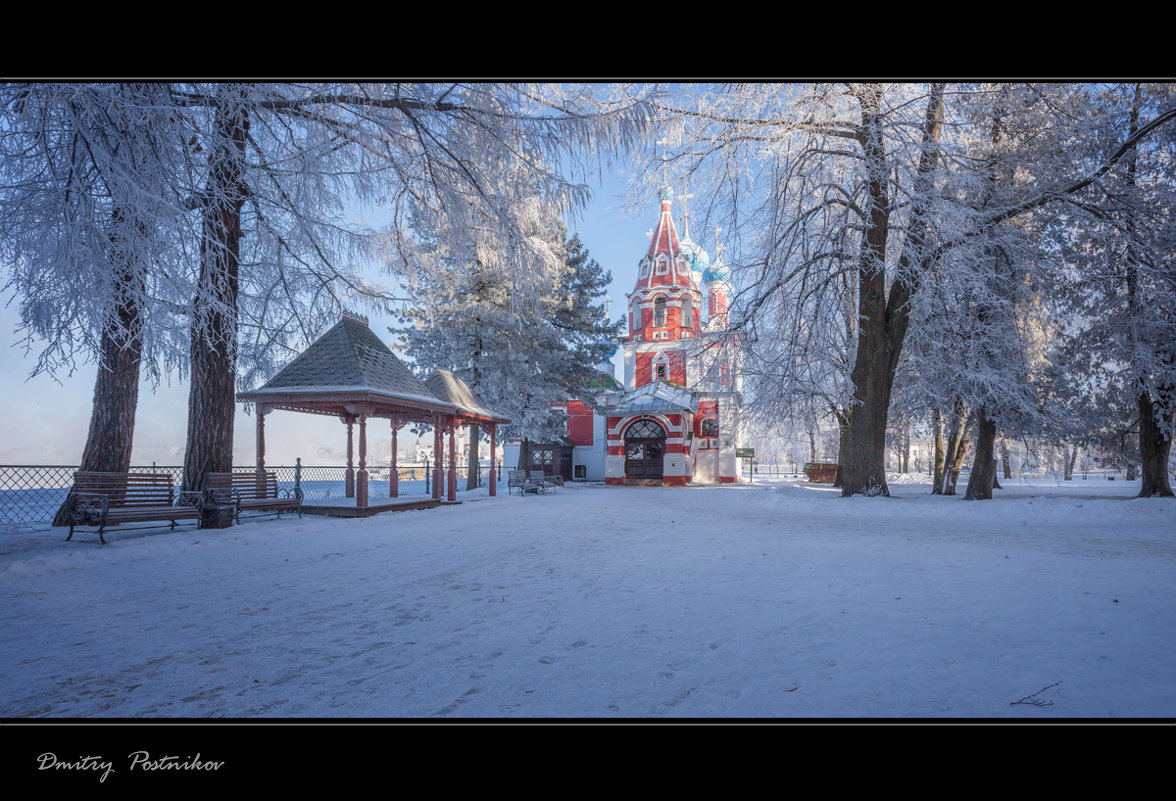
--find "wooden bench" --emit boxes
[64,471,203,545]
[205,471,302,522]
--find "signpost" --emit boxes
[736,448,755,483]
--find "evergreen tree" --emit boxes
[399,204,619,446]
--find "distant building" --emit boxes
[507,186,745,485]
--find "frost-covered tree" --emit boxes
[186,82,651,491]
[2,82,651,494]
[1043,83,1176,497]
[655,82,1176,498]
[651,83,948,496]
[398,196,619,449]
[0,84,200,524]
[898,85,1073,500]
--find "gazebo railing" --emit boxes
[0,460,504,529]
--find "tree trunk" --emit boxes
[936,401,968,495]
[950,425,971,491]
[1063,445,1078,481]
[466,424,480,491]
[901,418,910,474]
[964,408,997,500]
[932,407,945,493]
[1137,389,1175,497]
[52,210,145,525]
[840,84,945,497]
[841,88,896,497]
[832,408,849,488]
[182,88,249,493]
[1000,439,1012,479]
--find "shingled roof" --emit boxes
[238,315,454,412]
[424,370,510,423]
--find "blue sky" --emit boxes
[0,170,669,467]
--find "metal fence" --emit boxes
[0,460,502,530]
[743,463,804,479]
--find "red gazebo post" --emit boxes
[488,423,497,497]
[432,418,443,500]
[345,416,355,498]
[389,418,399,498]
[256,406,266,472]
[447,418,457,502]
[356,413,368,508]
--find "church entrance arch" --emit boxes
[624,418,666,479]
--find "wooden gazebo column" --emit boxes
[432,417,443,500]
[447,418,457,502]
[488,423,497,497]
[255,405,268,496]
[344,415,355,498]
[389,418,401,498]
[255,405,267,473]
[356,413,368,508]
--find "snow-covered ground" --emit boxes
[1,474,1172,719]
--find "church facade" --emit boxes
[602,185,744,485]
[506,186,745,485]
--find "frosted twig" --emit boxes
[1010,681,1061,706]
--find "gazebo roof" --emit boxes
[424,370,510,424]
[238,315,457,417]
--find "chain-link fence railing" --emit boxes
[0,460,504,530]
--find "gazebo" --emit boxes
[237,312,509,512]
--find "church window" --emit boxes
[653,297,666,327]
[682,300,693,328]
[656,256,669,274]
[626,419,665,439]
[656,364,667,379]
[700,418,718,437]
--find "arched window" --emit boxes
[625,419,666,439]
[682,300,693,328]
[654,297,666,327]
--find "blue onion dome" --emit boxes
[678,234,710,283]
[702,256,731,284]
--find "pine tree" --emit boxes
[399,205,619,446]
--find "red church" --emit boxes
[603,185,744,485]
[509,185,745,485]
